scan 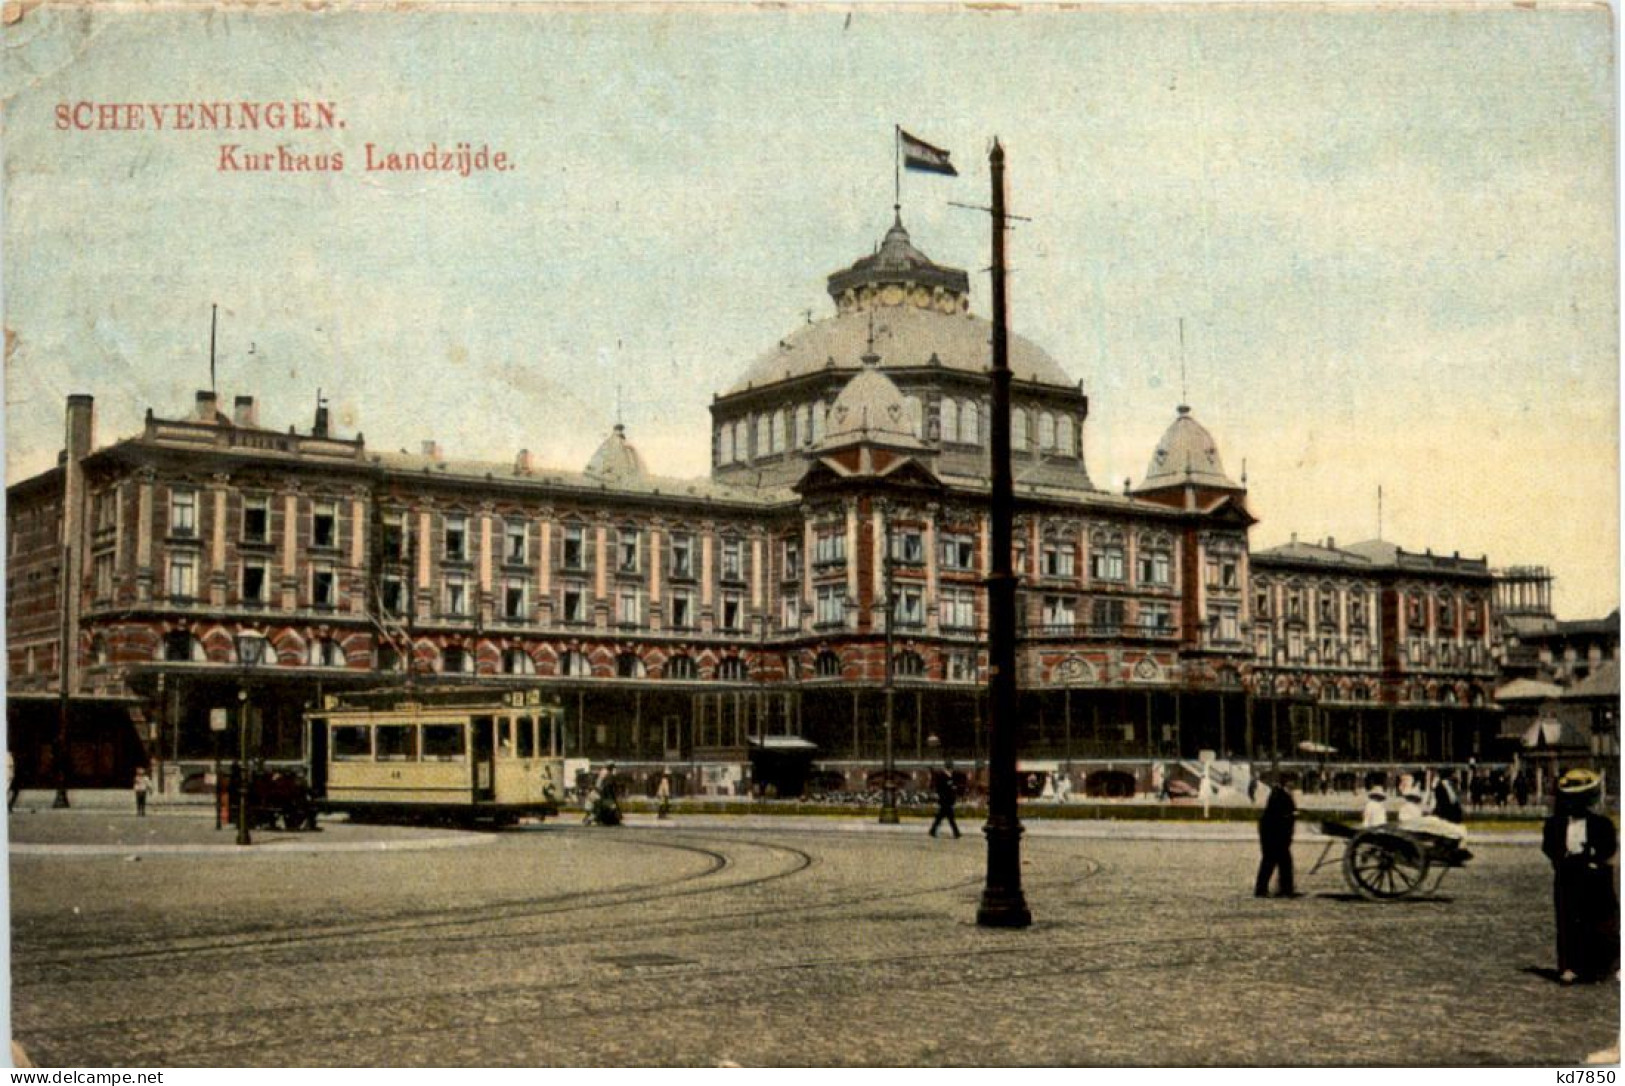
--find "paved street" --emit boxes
[8,803,1617,1067]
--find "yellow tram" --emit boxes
[306,687,564,826]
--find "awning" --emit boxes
[1297,741,1337,754]
[1522,718,1583,748]
[748,736,818,752]
[1495,678,1564,702]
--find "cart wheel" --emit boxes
[1344,830,1430,900]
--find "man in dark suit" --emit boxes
[929,762,961,839]
[1254,778,1298,898]
[1542,768,1619,984]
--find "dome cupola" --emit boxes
[584,423,647,483]
[1137,405,1239,493]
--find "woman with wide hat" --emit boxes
[1541,768,1619,984]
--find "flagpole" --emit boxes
[894,125,901,215]
[209,303,218,394]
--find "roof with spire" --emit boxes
[1136,405,1240,493]
[815,353,928,453]
[724,215,1074,394]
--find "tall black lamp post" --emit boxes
[234,633,264,846]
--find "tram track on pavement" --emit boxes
[12,834,814,973]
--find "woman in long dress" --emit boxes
[1541,768,1619,984]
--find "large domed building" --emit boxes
[5,209,1503,797]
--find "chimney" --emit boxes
[233,395,258,428]
[515,449,533,475]
[421,440,442,461]
[195,390,219,421]
[313,402,330,438]
[1327,536,1336,550]
[66,393,95,461]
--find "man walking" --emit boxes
[929,762,961,839]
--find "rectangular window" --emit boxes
[505,521,527,564]
[444,514,468,562]
[940,533,975,571]
[312,501,337,549]
[93,489,118,532]
[516,715,536,759]
[1255,589,1271,617]
[375,725,416,761]
[445,576,468,617]
[170,489,197,537]
[782,540,801,580]
[894,586,924,627]
[563,525,586,570]
[891,529,925,565]
[240,560,267,604]
[721,538,744,582]
[167,552,197,599]
[332,725,371,761]
[670,532,694,578]
[1042,543,1075,579]
[380,512,405,560]
[1042,595,1076,630]
[1090,547,1124,582]
[816,585,845,626]
[617,588,642,626]
[780,594,800,629]
[380,574,404,616]
[946,652,977,683]
[942,587,976,630]
[1318,594,1336,626]
[422,724,466,761]
[243,496,270,543]
[1143,601,1173,632]
[1216,608,1240,642]
[1092,598,1125,632]
[721,592,743,631]
[814,530,846,566]
[618,529,641,574]
[1221,559,1238,588]
[562,583,587,623]
[504,581,527,621]
[312,564,336,609]
[670,590,694,629]
[1138,550,1172,586]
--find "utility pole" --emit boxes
[880,501,899,825]
[977,139,1031,928]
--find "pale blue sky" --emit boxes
[3,4,1616,616]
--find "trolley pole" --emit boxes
[977,138,1032,928]
[880,502,900,825]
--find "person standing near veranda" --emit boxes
[132,766,150,817]
[929,762,961,839]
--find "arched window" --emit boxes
[815,650,843,678]
[1056,415,1075,456]
[377,644,405,673]
[719,425,734,464]
[558,650,593,677]
[617,652,646,678]
[960,400,980,446]
[903,396,923,437]
[716,657,748,682]
[1038,412,1056,450]
[811,402,826,444]
[772,409,787,453]
[755,415,770,458]
[1012,408,1029,451]
[940,398,959,444]
[665,654,697,680]
[733,419,748,462]
[308,639,345,668]
[502,647,535,675]
[90,635,109,666]
[893,651,926,678]
[441,646,473,674]
[164,631,207,663]
[795,403,810,447]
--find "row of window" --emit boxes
[1255,582,1486,632]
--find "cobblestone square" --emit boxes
[8,806,1618,1066]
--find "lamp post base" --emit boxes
[51,790,70,810]
[878,803,900,825]
[977,817,1031,928]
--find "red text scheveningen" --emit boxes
[55,100,340,132]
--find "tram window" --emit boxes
[332,726,371,761]
[498,717,514,756]
[376,725,416,761]
[517,715,536,758]
[422,724,466,761]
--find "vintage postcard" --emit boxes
[1,0,1617,1071]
